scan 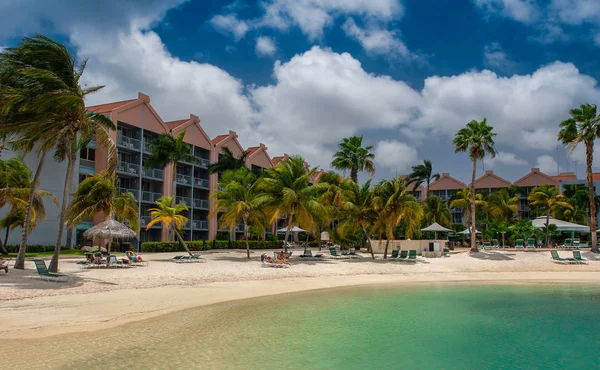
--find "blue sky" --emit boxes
[2,0,600,183]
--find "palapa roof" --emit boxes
[83,219,137,240]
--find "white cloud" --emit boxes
[413,62,600,151]
[483,42,517,72]
[255,36,277,57]
[483,151,528,167]
[374,140,418,172]
[210,14,250,41]
[536,154,560,175]
[342,18,416,60]
[474,0,539,23]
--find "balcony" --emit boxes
[80,158,95,168]
[194,157,210,169]
[175,196,192,206]
[194,178,209,189]
[183,220,191,229]
[176,173,192,186]
[142,191,162,204]
[117,161,140,177]
[142,167,164,181]
[141,215,161,229]
[117,187,139,199]
[193,199,209,209]
[193,220,209,230]
[117,134,141,151]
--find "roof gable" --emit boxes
[514,168,558,187]
[86,99,136,113]
[429,172,467,191]
[473,170,511,189]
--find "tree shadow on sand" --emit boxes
[469,251,515,261]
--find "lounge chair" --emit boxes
[562,239,573,249]
[342,250,357,256]
[527,238,536,248]
[482,241,492,250]
[550,250,577,265]
[443,248,450,257]
[390,249,399,259]
[329,247,346,258]
[172,253,203,263]
[573,250,589,264]
[299,250,323,260]
[515,239,524,248]
[261,254,290,268]
[405,250,418,263]
[0,259,8,273]
[492,239,501,248]
[33,259,69,282]
[573,240,581,249]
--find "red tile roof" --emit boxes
[211,134,229,145]
[246,146,260,155]
[272,156,284,165]
[86,99,136,113]
[166,119,189,130]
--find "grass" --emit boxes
[2,249,85,258]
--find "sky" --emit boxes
[2,0,600,184]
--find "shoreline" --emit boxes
[4,271,600,340]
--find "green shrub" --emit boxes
[4,244,62,253]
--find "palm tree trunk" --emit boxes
[49,150,76,272]
[351,167,358,184]
[14,151,47,269]
[243,218,250,259]
[361,224,375,259]
[173,227,193,257]
[283,209,295,252]
[383,239,390,259]
[545,210,551,248]
[585,140,598,253]
[470,159,478,252]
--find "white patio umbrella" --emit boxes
[277,226,306,233]
[421,222,453,240]
[457,227,481,235]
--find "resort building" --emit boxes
[428,173,468,225]
[472,170,510,195]
[512,168,573,219]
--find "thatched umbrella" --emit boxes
[83,219,137,254]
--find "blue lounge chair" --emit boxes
[572,251,588,264]
[550,250,577,265]
[33,259,68,282]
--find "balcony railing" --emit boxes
[117,161,140,176]
[176,196,192,206]
[193,220,209,230]
[183,220,191,229]
[194,157,210,169]
[194,178,209,189]
[80,158,95,168]
[193,199,209,209]
[142,167,164,180]
[117,134,141,151]
[176,173,192,186]
[140,215,161,228]
[142,191,162,204]
[117,187,139,199]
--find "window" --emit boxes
[80,147,95,161]
[79,174,91,183]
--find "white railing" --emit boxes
[176,196,192,206]
[80,159,95,168]
[194,157,210,168]
[193,220,209,230]
[117,161,140,176]
[117,134,141,150]
[142,167,164,180]
[176,173,192,185]
[117,188,139,199]
[142,191,162,203]
[193,199,209,209]
[194,178,209,189]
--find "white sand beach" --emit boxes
[2,248,600,339]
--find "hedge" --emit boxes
[141,240,320,253]
[4,245,63,253]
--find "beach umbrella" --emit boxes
[421,222,453,240]
[83,219,137,254]
[457,227,481,235]
[276,226,306,233]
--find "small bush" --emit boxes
[4,244,61,253]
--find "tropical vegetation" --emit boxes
[331,136,375,183]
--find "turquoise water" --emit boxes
[9,283,600,369]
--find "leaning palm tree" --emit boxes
[146,196,192,256]
[331,136,375,183]
[212,168,266,259]
[256,155,328,252]
[558,103,600,252]
[489,189,518,222]
[406,160,440,197]
[528,185,572,247]
[373,177,423,258]
[422,196,452,229]
[207,147,250,174]
[453,118,497,252]
[338,180,378,259]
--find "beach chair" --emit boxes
[405,250,418,263]
[443,248,450,257]
[526,238,536,248]
[390,249,399,259]
[33,259,68,282]
[572,251,589,264]
[550,250,577,265]
[515,239,524,248]
[261,254,290,268]
[482,241,492,250]
[299,250,323,259]
[394,250,408,261]
[573,240,581,249]
[172,255,203,263]
[0,259,8,273]
[492,239,501,248]
[562,239,573,249]
[329,247,348,259]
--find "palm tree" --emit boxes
[489,189,518,222]
[558,103,600,252]
[422,196,452,229]
[66,173,139,253]
[212,168,266,259]
[528,185,572,247]
[453,119,497,252]
[208,147,250,174]
[449,189,487,228]
[331,136,375,183]
[373,177,423,258]
[146,196,192,256]
[338,180,377,259]
[406,160,440,197]
[256,155,328,252]
[0,157,56,254]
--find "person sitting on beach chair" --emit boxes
[262,254,290,265]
